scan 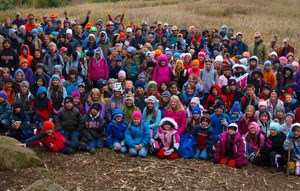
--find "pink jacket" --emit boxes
[155,127,180,151]
[152,54,172,87]
[214,131,248,167]
[164,108,187,135]
[243,122,265,151]
[88,55,109,81]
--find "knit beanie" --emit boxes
[191,59,200,66]
[215,55,223,63]
[161,90,171,98]
[51,74,61,81]
[154,49,162,57]
[19,58,29,67]
[0,91,7,100]
[91,102,101,111]
[231,101,241,112]
[192,106,201,115]
[165,49,173,55]
[135,80,145,89]
[285,112,295,119]
[71,90,80,98]
[43,121,55,130]
[264,60,272,67]
[173,52,181,59]
[275,105,284,112]
[138,73,146,80]
[198,51,206,58]
[190,97,200,105]
[148,81,157,89]
[269,121,280,132]
[258,99,267,108]
[118,70,126,78]
[131,110,142,120]
[279,56,287,63]
[112,108,124,119]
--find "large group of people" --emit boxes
[0,9,299,175]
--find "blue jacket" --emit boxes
[106,120,128,148]
[192,124,214,158]
[210,113,231,142]
[0,101,12,120]
[229,41,248,56]
[63,79,81,95]
[125,121,150,147]
[142,109,161,137]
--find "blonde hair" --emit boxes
[87,88,102,104]
[49,42,57,49]
[166,95,184,112]
[49,78,63,97]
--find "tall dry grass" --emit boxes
[2,0,300,57]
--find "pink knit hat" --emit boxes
[198,50,206,58]
[279,56,287,63]
[132,110,142,120]
[71,90,80,98]
[118,70,126,78]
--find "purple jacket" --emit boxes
[214,131,248,167]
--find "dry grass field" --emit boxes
[1,0,300,56]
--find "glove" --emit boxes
[105,9,111,14]
[49,143,54,148]
[164,149,174,156]
[221,119,228,127]
[287,131,294,139]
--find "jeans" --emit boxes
[62,140,89,154]
[129,146,148,158]
[64,130,80,144]
[194,148,208,159]
[88,137,104,149]
[114,142,127,153]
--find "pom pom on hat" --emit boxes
[231,101,241,112]
[215,55,223,62]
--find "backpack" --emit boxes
[178,134,196,158]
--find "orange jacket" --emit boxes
[262,70,276,89]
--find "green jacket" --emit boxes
[253,40,268,63]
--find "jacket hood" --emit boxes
[209,84,222,95]
[159,117,178,129]
[249,56,258,65]
[248,122,260,134]
[251,68,263,78]
[157,54,168,66]
[112,108,124,119]
[283,64,294,75]
[145,95,158,110]
[36,86,47,97]
[20,44,32,57]
[94,47,104,58]
[99,31,109,43]
[14,69,25,79]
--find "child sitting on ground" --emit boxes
[152,117,180,160]
[214,123,248,168]
[106,109,129,152]
[124,110,150,158]
[0,91,12,132]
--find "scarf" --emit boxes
[158,129,174,149]
[173,68,183,82]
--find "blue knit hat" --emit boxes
[264,60,272,67]
[231,101,241,112]
[135,80,145,89]
[192,106,201,115]
[173,52,180,59]
[269,121,280,132]
[0,91,7,100]
[51,74,60,81]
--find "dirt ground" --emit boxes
[1,147,300,191]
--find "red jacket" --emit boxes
[205,84,228,109]
[214,131,248,167]
[41,132,66,152]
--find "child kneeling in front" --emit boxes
[106,109,129,152]
[214,123,248,168]
[124,110,150,157]
[19,121,94,154]
[283,123,300,175]
[152,117,180,160]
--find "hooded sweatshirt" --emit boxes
[0,39,19,72]
[19,44,33,67]
[244,122,265,152]
[152,54,172,87]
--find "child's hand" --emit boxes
[114,145,121,150]
[17,143,26,147]
[164,149,174,156]
[134,144,142,150]
[49,143,54,148]
[87,10,91,16]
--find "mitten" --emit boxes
[164,149,174,156]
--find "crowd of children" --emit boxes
[1,10,300,175]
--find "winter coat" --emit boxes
[280,123,292,136]
[229,40,248,56]
[0,101,12,120]
[224,88,243,109]
[142,107,161,137]
[43,50,64,75]
[125,121,150,147]
[106,120,129,148]
[244,122,265,152]
[210,113,232,142]
[218,75,234,90]
[56,107,82,132]
[63,79,81,96]
[24,131,66,152]
[152,55,172,87]
[259,132,286,158]
[214,131,248,167]
[98,31,112,58]
[266,99,284,119]
[205,84,228,110]
[32,87,52,121]
[20,68,34,86]
[283,137,300,162]
[200,62,218,94]
[18,44,33,67]
[252,40,268,63]
[14,92,34,112]
[106,95,125,121]
[262,70,276,89]
[88,48,109,81]
[154,127,180,151]
[123,105,140,123]
[164,108,187,135]
[192,124,214,157]
[284,99,299,114]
